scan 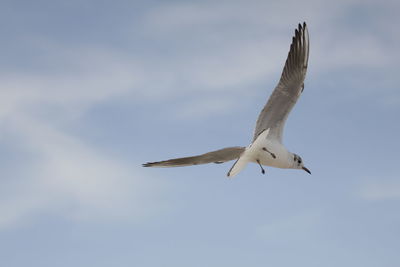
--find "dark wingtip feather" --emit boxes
[142,162,153,167]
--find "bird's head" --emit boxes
[292,153,311,174]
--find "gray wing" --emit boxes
[253,22,309,143]
[143,146,245,167]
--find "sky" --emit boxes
[0,0,399,266]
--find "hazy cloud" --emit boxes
[1,0,399,229]
[0,115,166,228]
[359,179,400,201]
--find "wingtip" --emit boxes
[294,23,308,39]
[297,22,307,32]
[302,22,309,36]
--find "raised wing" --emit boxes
[253,22,309,143]
[142,146,245,167]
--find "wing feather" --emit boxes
[142,146,245,168]
[253,22,309,143]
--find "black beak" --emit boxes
[302,167,311,174]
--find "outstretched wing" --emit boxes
[143,146,245,167]
[253,22,309,143]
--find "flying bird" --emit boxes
[143,22,311,177]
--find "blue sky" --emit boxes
[1,0,399,266]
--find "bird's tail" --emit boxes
[226,148,251,177]
[143,146,245,168]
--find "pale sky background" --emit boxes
[1,0,400,266]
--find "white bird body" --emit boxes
[143,22,311,177]
[249,130,292,168]
[227,128,294,177]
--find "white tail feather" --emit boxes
[227,153,250,177]
[226,128,271,177]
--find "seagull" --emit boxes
[143,22,311,177]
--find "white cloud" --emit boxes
[1,0,400,229]
[0,45,167,229]
[140,0,400,110]
[0,115,166,228]
[0,45,141,118]
[144,0,339,34]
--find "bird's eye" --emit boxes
[298,159,301,164]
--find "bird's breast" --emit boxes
[250,139,291,168]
